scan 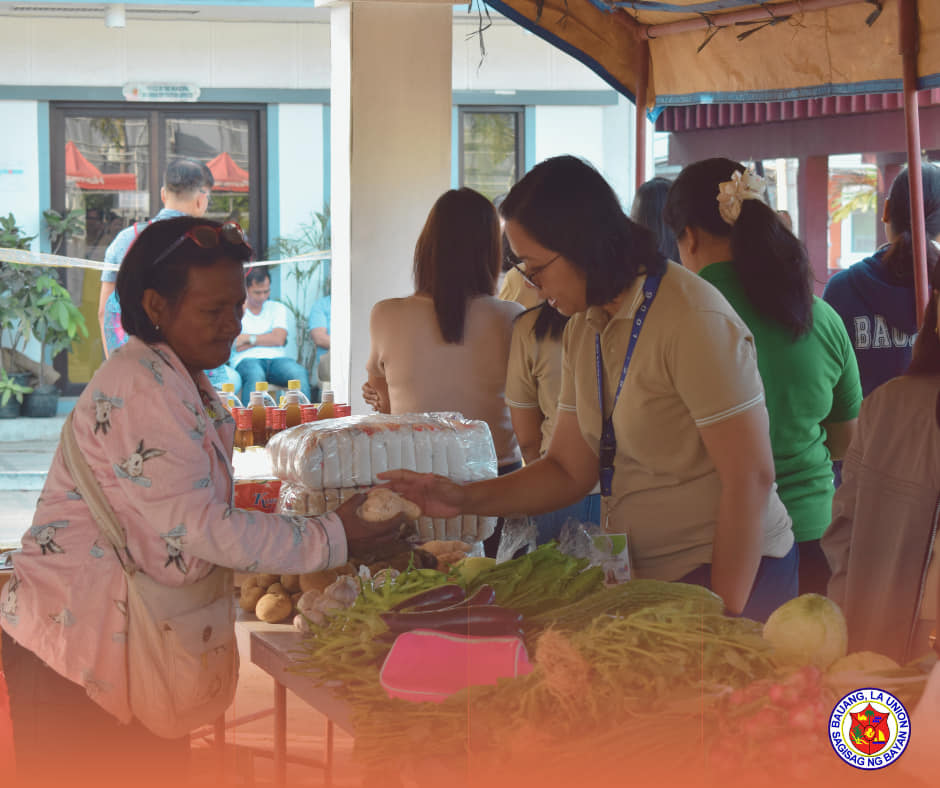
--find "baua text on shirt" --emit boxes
[852,315,916,350]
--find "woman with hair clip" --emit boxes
[506,302,600,543]
[822,260,940,664]
[824,162,940,397]
[663,158,862,596]
[363,188,523,552]
[382,156,796,622]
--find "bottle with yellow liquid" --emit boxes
[248,391,268,447]
[287,379,311,404]
[317,389,335,420]
[254,381,277,407]
[284,390,303,428]
[219,382,243,412]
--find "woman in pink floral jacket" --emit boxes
[0,217,401,785]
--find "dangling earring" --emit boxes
[154,324,161,333]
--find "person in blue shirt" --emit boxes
[308,293,331,396]
[823,163,940,397]
[97,158,240,390]
[98,159,214,358]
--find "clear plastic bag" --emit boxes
[558,519,632,585]
[267,412,499,543]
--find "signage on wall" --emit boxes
[123,83,201,103]
[0,164,27,193]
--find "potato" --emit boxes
[299,569,338,592]
[266,582,289,598]
[336,562,358,577]
[280,574,301,593]
[256,573,280,588]
[255,593,293,623]
[240,575,260,589]
[239,585,265,612]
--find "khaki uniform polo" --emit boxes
[559,261,793,581]
[505,307,563,457]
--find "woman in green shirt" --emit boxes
[664,158,862,596]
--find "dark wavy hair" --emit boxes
[631,176,680,263]
[882,163,940,285]
[664,157,813,339]
[499,156,666,306]
[117,216,252,343]
[413,188,501,344]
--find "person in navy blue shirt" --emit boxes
[824,163,940,397]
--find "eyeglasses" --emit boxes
[506,251,561,288]
[151,222,250,268]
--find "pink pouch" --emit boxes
[379,629,533,703]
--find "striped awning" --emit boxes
[657,88,940,131]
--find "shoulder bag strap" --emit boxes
[60,410,139,576]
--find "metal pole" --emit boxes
[900,0,929,327]
[635,37,651,191]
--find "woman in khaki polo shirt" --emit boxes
[383,156,796,621]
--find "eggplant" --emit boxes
[380,605,523,637]
[390,584,465,612]
[463,584,496,607]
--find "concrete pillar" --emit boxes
[798,155,829,295]
[324,0,453,411]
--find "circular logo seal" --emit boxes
[829,687,911,769]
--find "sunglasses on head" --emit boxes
[151,222,251,268]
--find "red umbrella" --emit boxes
[65,141,137,191]
[206,152,249,192]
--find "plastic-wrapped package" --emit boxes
[266,412,499,542]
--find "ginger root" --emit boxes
[357,488,422,522]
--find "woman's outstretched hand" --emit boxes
[377,469,465,519]
[334,493,410,556]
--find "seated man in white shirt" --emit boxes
[233,265,311,403]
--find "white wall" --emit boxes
[452,17,609,91]
[0,101,41,246]
[275,104,327,363]
[0,18,331,89]
[277,104,325,240]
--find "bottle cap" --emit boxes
[255,381,269,392]
[287,379,301,390]
[221,383,235,393]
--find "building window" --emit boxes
[50,103,264,390]
[459,107,524,201]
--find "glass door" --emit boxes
[50,103,265,393]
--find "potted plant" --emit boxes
[268,207,331,374]
[23,272,87,417]
[0,213,39,417]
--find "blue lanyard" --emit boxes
[595,273,662,497]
